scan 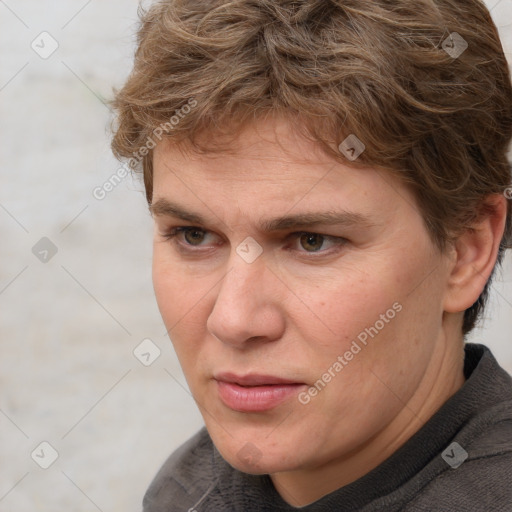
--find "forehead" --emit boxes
[151,116,419,228]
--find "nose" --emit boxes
[206,251,285,349]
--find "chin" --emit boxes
[226,448,295,475]
[210,429,302,475]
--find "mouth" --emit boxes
[214,372,307,412]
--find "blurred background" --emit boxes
[0,1,511,510]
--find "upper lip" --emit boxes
[214,372,304,386]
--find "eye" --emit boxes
[159,226,347,257]
[160,226,216,248]
[287,232,347,255]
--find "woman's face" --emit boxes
[151,116,454,480]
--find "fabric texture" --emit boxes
[142,343,512,511]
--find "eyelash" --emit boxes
[160,226,348,257]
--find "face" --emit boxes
[151,116,453,476]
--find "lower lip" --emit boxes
[216,381,306,412]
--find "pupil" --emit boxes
[186,229,204,245]
[301,233,323,252]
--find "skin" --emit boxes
[150,115,507,507]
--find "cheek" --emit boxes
[152,248,209,349]
[287,265,400,353]
[326,261,445,393]
[152,241,205,318]
[293,249,438,369]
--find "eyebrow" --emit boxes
[149,198,375,232]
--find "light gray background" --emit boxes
[0,1,511,510]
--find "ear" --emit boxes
[443,194,508,313]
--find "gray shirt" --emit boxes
[142,343,512,511]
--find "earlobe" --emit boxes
[443,194,507,313]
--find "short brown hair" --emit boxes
[111,0,512,336]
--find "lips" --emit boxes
[215,372,303,386]
[214,372,307,412]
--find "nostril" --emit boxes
[247,336,266,343]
